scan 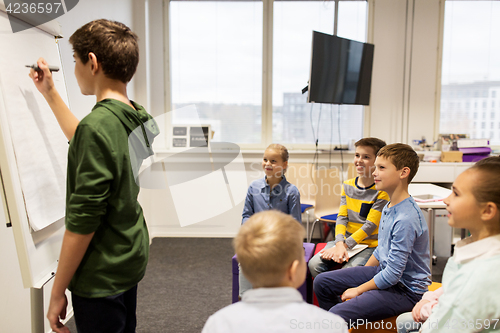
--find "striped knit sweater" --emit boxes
[334,177,389,249]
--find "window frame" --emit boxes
[436,0,500,149]
[164,0,371,150]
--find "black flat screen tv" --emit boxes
[307,31,374,106]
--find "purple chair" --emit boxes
[232,242,316,303]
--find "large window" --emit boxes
[170,0,368,146]
[170,2,263,144]
[272,1,367,146]
[440,1,500,144]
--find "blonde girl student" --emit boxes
[239,144,302,297]
[403,156,500,333]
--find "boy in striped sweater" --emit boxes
[308,138,389,278]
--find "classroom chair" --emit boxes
[347,162,357,180]
[321,163,354,241]
[286,163,317,241]
[309,167,343,242]
[311,242,328,306]
[232,242,316,304]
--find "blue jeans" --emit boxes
[72,285,138,333]
[308,241,376,278]
[313,266,421,328]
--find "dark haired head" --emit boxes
[69,19,139,83]
[355,137,387,155]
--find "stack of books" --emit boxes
[457,139,491,162]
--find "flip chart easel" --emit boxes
[0,3,70,332]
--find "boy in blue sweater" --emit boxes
[314,143,431,328]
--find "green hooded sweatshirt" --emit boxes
[66,98,159,298]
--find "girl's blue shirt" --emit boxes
[242,176,302,224]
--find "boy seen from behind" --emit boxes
[314,143,431,327]
[202,211,348,333]
[29,19,159,333]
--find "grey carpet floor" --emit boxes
[63,237,444,332]
[65,237,234,333]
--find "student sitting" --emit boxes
[416,156,500,333]
[309,137,389,278]
[202,211,348,333]
[313,143,431,328]
[239,143,301,297]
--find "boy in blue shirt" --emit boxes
[313,143,431,327]
[29,20,158,333]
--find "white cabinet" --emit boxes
[413,162,473,183]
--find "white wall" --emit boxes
[368,0,442,144]
[406,0,442,144]
[368,0,409,143]
[0,196,31,333]
[141,151,355,239]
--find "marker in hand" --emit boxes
[26,64,60,72]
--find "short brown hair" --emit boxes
[355,137,386,155]
[377,143,420,183]
[234,211,304,288]
[69,19,139,83]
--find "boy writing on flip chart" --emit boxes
[29,19,158,333]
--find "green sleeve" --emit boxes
[66,124,115,234]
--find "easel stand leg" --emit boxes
[30,287,44,333]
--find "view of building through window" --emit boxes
[170,1,368,146]
[272,1,367,146]
[170,2,263,144]
[440,1,500,145]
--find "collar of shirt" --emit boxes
[354,176,375,190]
[381,196,413,218]
[258,176,289,193]
[454,234,500,264]
[242,287,303,303]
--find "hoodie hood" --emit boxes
[96,98,160,182]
